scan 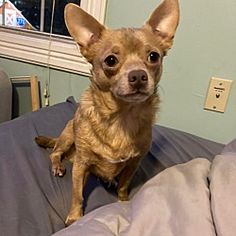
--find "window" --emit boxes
[0,0,107,74]
[0,0,81,35]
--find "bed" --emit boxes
[1,97,232,236]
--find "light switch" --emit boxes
[204,77,233,113]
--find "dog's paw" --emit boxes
[65,217,76,227]
[118,192,129,201]
[65,214,82,227]
[52,163,66,177]
[118,195,129,202]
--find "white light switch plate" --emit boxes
[204,77,233,113]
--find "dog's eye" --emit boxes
[104,55,118,67]
[148,51,160,63]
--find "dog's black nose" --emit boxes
[128,70,148,88]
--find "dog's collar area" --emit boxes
[103,156,132,164]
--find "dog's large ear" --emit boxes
[145,0,180,52]
[64,3,105,48]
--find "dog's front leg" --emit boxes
[117,158,141,201]
[65,158,88,226]
[50,120,74,176]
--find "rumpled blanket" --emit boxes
[0,97,224,236]
[54,152,236,236]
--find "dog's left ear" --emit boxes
[145,0,180,53]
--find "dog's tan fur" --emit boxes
[35,0,179,226]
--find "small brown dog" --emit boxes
[36,0,179,226]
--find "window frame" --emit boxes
[0,0,107,75]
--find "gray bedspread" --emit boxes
[0,97,224,236]
[54,150,236,236]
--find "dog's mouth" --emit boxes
[110,78,155,103]
[117,90,150,103]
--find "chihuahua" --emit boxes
[36,0,179,226]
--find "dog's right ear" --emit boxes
[64,3,105,48]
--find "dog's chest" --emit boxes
[91,127,149,179]
[89,159,131,181]
[76,115,151,180]
[87,118,151,160]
